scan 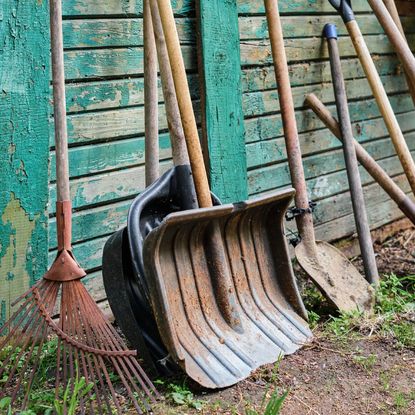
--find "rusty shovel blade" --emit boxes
[143,189,312,388]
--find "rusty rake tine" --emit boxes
[4,311,48,393]
[0,284,56,381]
[73,283,122,414]
[69,289,99,415]
[10,284,39,307]
[0,280,56,348]
[55,336,63,400]
[76,283,151,403]
[21,322,49,410]
[0,295,36,339]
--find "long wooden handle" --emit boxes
[327,26,379,284]
[150,0,189,167]
[144,0,160,186]
[382,0,415,105]
[155,0,212,207]
[306,94,415,224]
[368,0,415,94]
[50,0,70,202]
[346,20,415,196]
[264,0,316,244]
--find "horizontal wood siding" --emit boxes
[51,0,415,302]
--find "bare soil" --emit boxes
[152,227,415,415]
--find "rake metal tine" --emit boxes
[71,283,123,414]
[75,285,145,414]
[20,322,49,410]
[55,335,63,401]
[76,283,154,406]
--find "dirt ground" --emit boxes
[152,227,415,415]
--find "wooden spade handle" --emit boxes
[264,0,316,244]
[346,19,415,196]
[150,0,189,167]
[368,0,415,98]
[155,0,212,207]
[144,0,160,186]
[305,94,415,225]
[50,0,70,202]
[382,0,415,105]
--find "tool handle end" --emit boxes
[324,23,338,40]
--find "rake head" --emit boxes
[0,276,158,414]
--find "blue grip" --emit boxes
[324,23,338,40]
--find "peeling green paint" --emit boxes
[0,0,49,326]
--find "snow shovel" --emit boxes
[102,0,198,374]
[329,0,415,197]
[141,0,311,389]
[326,23,379,285]
[264,0,374,312]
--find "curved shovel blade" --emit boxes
[296,241,375,312]
[143,189,312,388]
[103,165,218,373]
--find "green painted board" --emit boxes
[0,1,50,327]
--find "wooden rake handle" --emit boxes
[155,0,212,208]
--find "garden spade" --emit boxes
[139,0,312,388]
[264,0,374,312]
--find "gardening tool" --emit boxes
[140,0,312,389]
[305,93,415,225]
[0,1,158,413]
[325,23,379,285]
[329,0,415,197]
[368,0,415,106]
[102,0,196,374]
[264,0,374,311]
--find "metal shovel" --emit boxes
[140,0,311,389]
[325,23,379,285]
[264,0,374,312]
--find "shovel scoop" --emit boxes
[144,189,311,388]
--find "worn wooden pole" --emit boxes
[50,0,70,202]
[325,24,379,285]
[305,93,415,225]
[144,0,160,186]
[150,0,189,167]
[368,0,415,103]
[382,0,415,106]
[156,0,212,208]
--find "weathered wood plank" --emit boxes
[245,92,413,144]
[198,0,248,202]
[61,0,371,17]
[61,34,411,80]
[243,74,407,118]
[0,1,50,325]
[61,15,415,49]
[64,55,400,113]
[248,149,415,197]
[247,113,415,169]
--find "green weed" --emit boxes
[165,382,204,411]
[352,352,378,373]
[245,389,289,415]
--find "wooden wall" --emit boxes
[48,0,414,304]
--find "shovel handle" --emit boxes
[342,19,415,197]
[305,93,415,225]
[325,24,379,285]
[264,0,316,244]
[155,0,212,208]
[150,0,189,167]
[368,0,415,91]
[144,0,160,186]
